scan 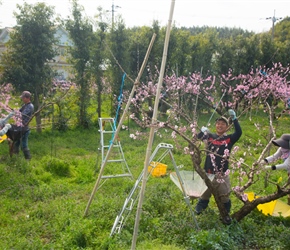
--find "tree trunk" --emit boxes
[34,92,42,133]
[97,79,102,118]
[232,187,290,222]
[35,113,42,133]
[79,78,89,128]
[189,143,230,223]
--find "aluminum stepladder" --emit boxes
[110,142,199,236]
[97,117,133,179]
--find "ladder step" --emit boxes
[101,173,133,179]
[107,159,125,163]
[99,118,114,121]
[99,130,115,134]
[103,145,121,148]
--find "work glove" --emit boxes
[228,109,236,120]
[201,126,209,134]
[260,159,268,165]
[265,165,276,170]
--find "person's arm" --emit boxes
[231,119,242,143]
[264,147,282,164]
[21,104,34,126]
[264,148,290,171]
[0,124,11,136]
[0,111,15,127]
[228,109,242,143]
[272,156,290,171]
[197,126,210,140]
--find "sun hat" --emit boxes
[215,116,229,126]
[272,134,290,149]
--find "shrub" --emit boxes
[42,156,73,177]
[190,228,236,250]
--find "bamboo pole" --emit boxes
[131,1,176,249]
[84,33,157,217]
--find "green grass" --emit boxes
[1,110,290,249]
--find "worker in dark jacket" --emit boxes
[13,91,34,160]
[195,109,242,224]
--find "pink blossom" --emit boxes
[184,147,189,154]
[241,193,248,202]
[171,131,177,139]
[216,178,225,183]
[129,134,136,140]
[224,169,230,176]
[232,186,241,192]
[223,149,230,158]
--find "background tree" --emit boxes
[271,17,290,66]
[106,17,130,117]
[167,26,191,76]
[146,20,163,79]
[189,29,218,75]
[89,7,108,118]
[258,33,277,68]
[65,0,95,128]
[212,37,236,75]
[272,16,290,43]
[0,2,57,132]
[127,26,153,80]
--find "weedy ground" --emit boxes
[1,111,290,249]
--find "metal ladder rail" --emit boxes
[110,155,170,236]
[101,139,133,179]
[99,118,121,163]
[110,143,174,236]
[110,168,145,236]
[98,117,133,179]
[99,118,114,164]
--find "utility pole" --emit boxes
[266,10,282,41]
[107,0,121,29]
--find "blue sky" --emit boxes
[1,0,289,33]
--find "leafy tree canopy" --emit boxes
[1,2,57,92]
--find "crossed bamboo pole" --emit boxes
[131,1,176,249]
[84,33,157,217]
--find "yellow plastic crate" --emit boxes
[148,161,167,177]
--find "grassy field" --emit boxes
[1,111,290,249]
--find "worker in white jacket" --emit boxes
[0,111,15,137]
[264,134,290,172]
[264,133,290,205]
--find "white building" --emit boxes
[0,26,73,80]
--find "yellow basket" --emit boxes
[148,161,167,177]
